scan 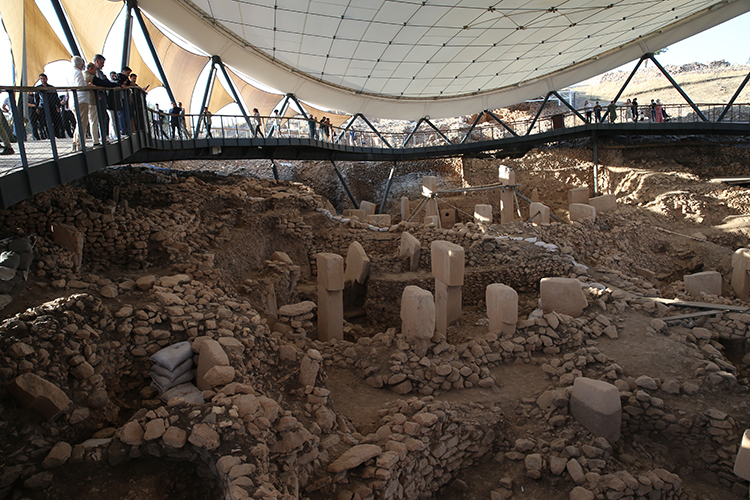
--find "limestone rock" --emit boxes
[189,423,220,450]
[42,442,72,469]
[6,373,71,420]
[328,444,382,473]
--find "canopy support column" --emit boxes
[121,0,135,70]
[194,61,216,139]
[215,56,254,133]
[133,3,176,103]
[332,161,358,209]
[49,0,81,57]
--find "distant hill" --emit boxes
[565,61,750,108]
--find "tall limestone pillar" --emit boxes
[316,253,344,341]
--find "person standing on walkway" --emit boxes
[631,98,639,122]
[69,56,91,151]
[650,99,656,121]
[625,99,633,122]
[583,101,592,123]
[35,74,64,139]
[252,108,263,137]
[593,101,602,123]
[169,102,182,139]
[199,107,212,138]
[654,99,664,123]
[607,101,617,123]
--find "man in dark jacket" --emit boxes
[35,74,64,139]
[169,102,182,139]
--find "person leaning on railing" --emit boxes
[0,110,12,155]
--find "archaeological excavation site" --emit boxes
[1,135,750,500]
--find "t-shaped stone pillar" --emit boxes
[498,165,515,224]
[474,204,493,225]
[732,248,750,301]
[431,240,464,334]
[529,202,550,224]
[400,197,411,221]
[422,175,439,220]
[401,286,435,357]
[486,283,518,335]
[316,253,344,341]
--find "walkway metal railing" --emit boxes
[1,84,749,177]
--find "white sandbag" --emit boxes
[160,383,204,404]
[149,341,193,371]
[150,357,193,381]
[150,370,193,393]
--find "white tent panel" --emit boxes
[138,0,750,119]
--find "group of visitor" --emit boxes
[582,97,669,123]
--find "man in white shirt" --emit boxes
[69,55,90,151]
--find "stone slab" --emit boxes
[540,277,588,317]
[732,248,750,301]
[316,253,345,291]
[684,270,722,298]
[487,283,518,335]
[474,204,493,225]
[400,197,411,221]
[431,240,465,287]
[6,373,71,420]
[197,340,229,391]
[589,194,616,213]
[529,202,550,224]
[344,241,370,284]
[399,232,421,272]
[401,286,435,341]
[734,429,750,480]
[439,207,456,229]
[569,203,596,222]
[360,201,377,216]
[570,377,622,443]
[435,280,461,335]
[568,186,590,205]
[318,289,343,342]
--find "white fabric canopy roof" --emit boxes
[139,0,750,119]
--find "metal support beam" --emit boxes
[648,53,708,122]
[7,90,30,177]
[331,161,358,209]
[718,69,750,122]
[133,5,176,103]
[334,115,356,144]
[602,54,648,122]
[525,93,553,135]
[215,57,254,133]
[49,0,81,57]
[422,117,453,145]
[356,113,392,148]
[460,111,485,144]
[550,91,587,124]
[485,110,518,137]
[403,118,424,147]
[194,62,216,139]
[404,117,452,147]
[285,94,310,119]
[379,163,396,214]
[121,0,135,70]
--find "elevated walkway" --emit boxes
[1,85,748,209]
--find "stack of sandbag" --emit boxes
[0,236,34,281]
[149,341,194,394]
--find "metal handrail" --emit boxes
[1,82,749,175]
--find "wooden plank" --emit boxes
[650,297,750,313]
[662,310,724,322]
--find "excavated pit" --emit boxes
[0,134,749,500]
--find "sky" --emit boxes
[0,6,748,100]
